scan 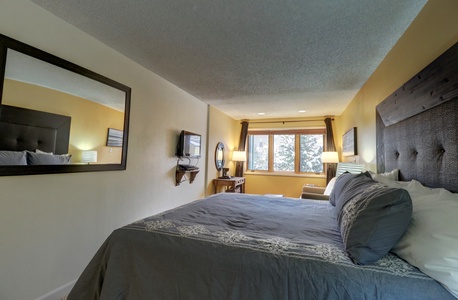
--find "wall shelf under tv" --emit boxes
[175,163,200,186]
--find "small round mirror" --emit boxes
[215,142,225,171]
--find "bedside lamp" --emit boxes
[232,151,246,162]
[233,151,246,177]
[322,151,339,184]
[82,150,97,164]
[322,151,339,164]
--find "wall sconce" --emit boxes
[232,151,246,162]
[81,150,97,164]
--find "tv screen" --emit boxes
[177,130,201,158]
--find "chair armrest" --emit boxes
[301,192,330,201]
[302,186,325,194]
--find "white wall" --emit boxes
[0,1,208,299]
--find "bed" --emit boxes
[0,104,72,165]
[68,43,458,299]
[68,192,454,300]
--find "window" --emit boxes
[247,129,325,174]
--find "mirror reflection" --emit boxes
[0,34,131,175]
[215,142,225,171]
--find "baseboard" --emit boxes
[35,280,76,300]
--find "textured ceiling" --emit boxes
[30,0,427,120]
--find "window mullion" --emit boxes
[268,135,274,172]
[295,134,300,173]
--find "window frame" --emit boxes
[246,129,326,175]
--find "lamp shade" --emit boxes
[322,151,339,163]
[81,150,97,163]
[232,151,246,162]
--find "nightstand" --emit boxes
[213,177,245,194]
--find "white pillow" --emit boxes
[370,173,410,188]
[392,180,458,298]
[369,169,399,182]
[323,177,336,196]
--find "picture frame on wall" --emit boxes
[106,128,123,147]
[342,127,357,156]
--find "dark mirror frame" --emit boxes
[0,33,131,176]
[215,142,225,171]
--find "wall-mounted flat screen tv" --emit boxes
[176,130,201,158]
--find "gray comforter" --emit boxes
[68,193,454,300]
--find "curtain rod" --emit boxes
[243,118,334,124]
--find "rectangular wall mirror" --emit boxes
[0,33,131,176]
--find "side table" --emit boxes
[212,177,245,194]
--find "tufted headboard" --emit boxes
[0,105,71,154]
[376,42,458,193]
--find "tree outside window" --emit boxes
[274,134,295,171]
[300,134,324,173]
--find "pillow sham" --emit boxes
[392,180,458,298]
[35,149,53,155]
[369,172,410,188]
[26,152,71,165]
[329,172,359,206]
[369,169,399,182]
[0,150,27,165]
[334,174,412,265]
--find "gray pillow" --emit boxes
[0,150,27,165]
[26,152,71,165]
[334,174,412,265]
[329,172,364,206]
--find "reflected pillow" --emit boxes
[334,174,412,265]
[0,150,27,165]
[35,149,53,155]
[26,152,71,165]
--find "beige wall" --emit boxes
[0,1,208,299]
[245,174,324,198]
[206,106,240,195]
[3,79,124,163]
[335,0,458,171]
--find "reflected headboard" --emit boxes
[0,105,71,154]
[376,42,458,193]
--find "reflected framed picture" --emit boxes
[342,127,357,156]
[106,128,123,147]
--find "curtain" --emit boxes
[324,117,336,184]
[235,120,249,177]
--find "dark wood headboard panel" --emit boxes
[377,42,458,127]
[0,105,71,154]
[377,42,458,192]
